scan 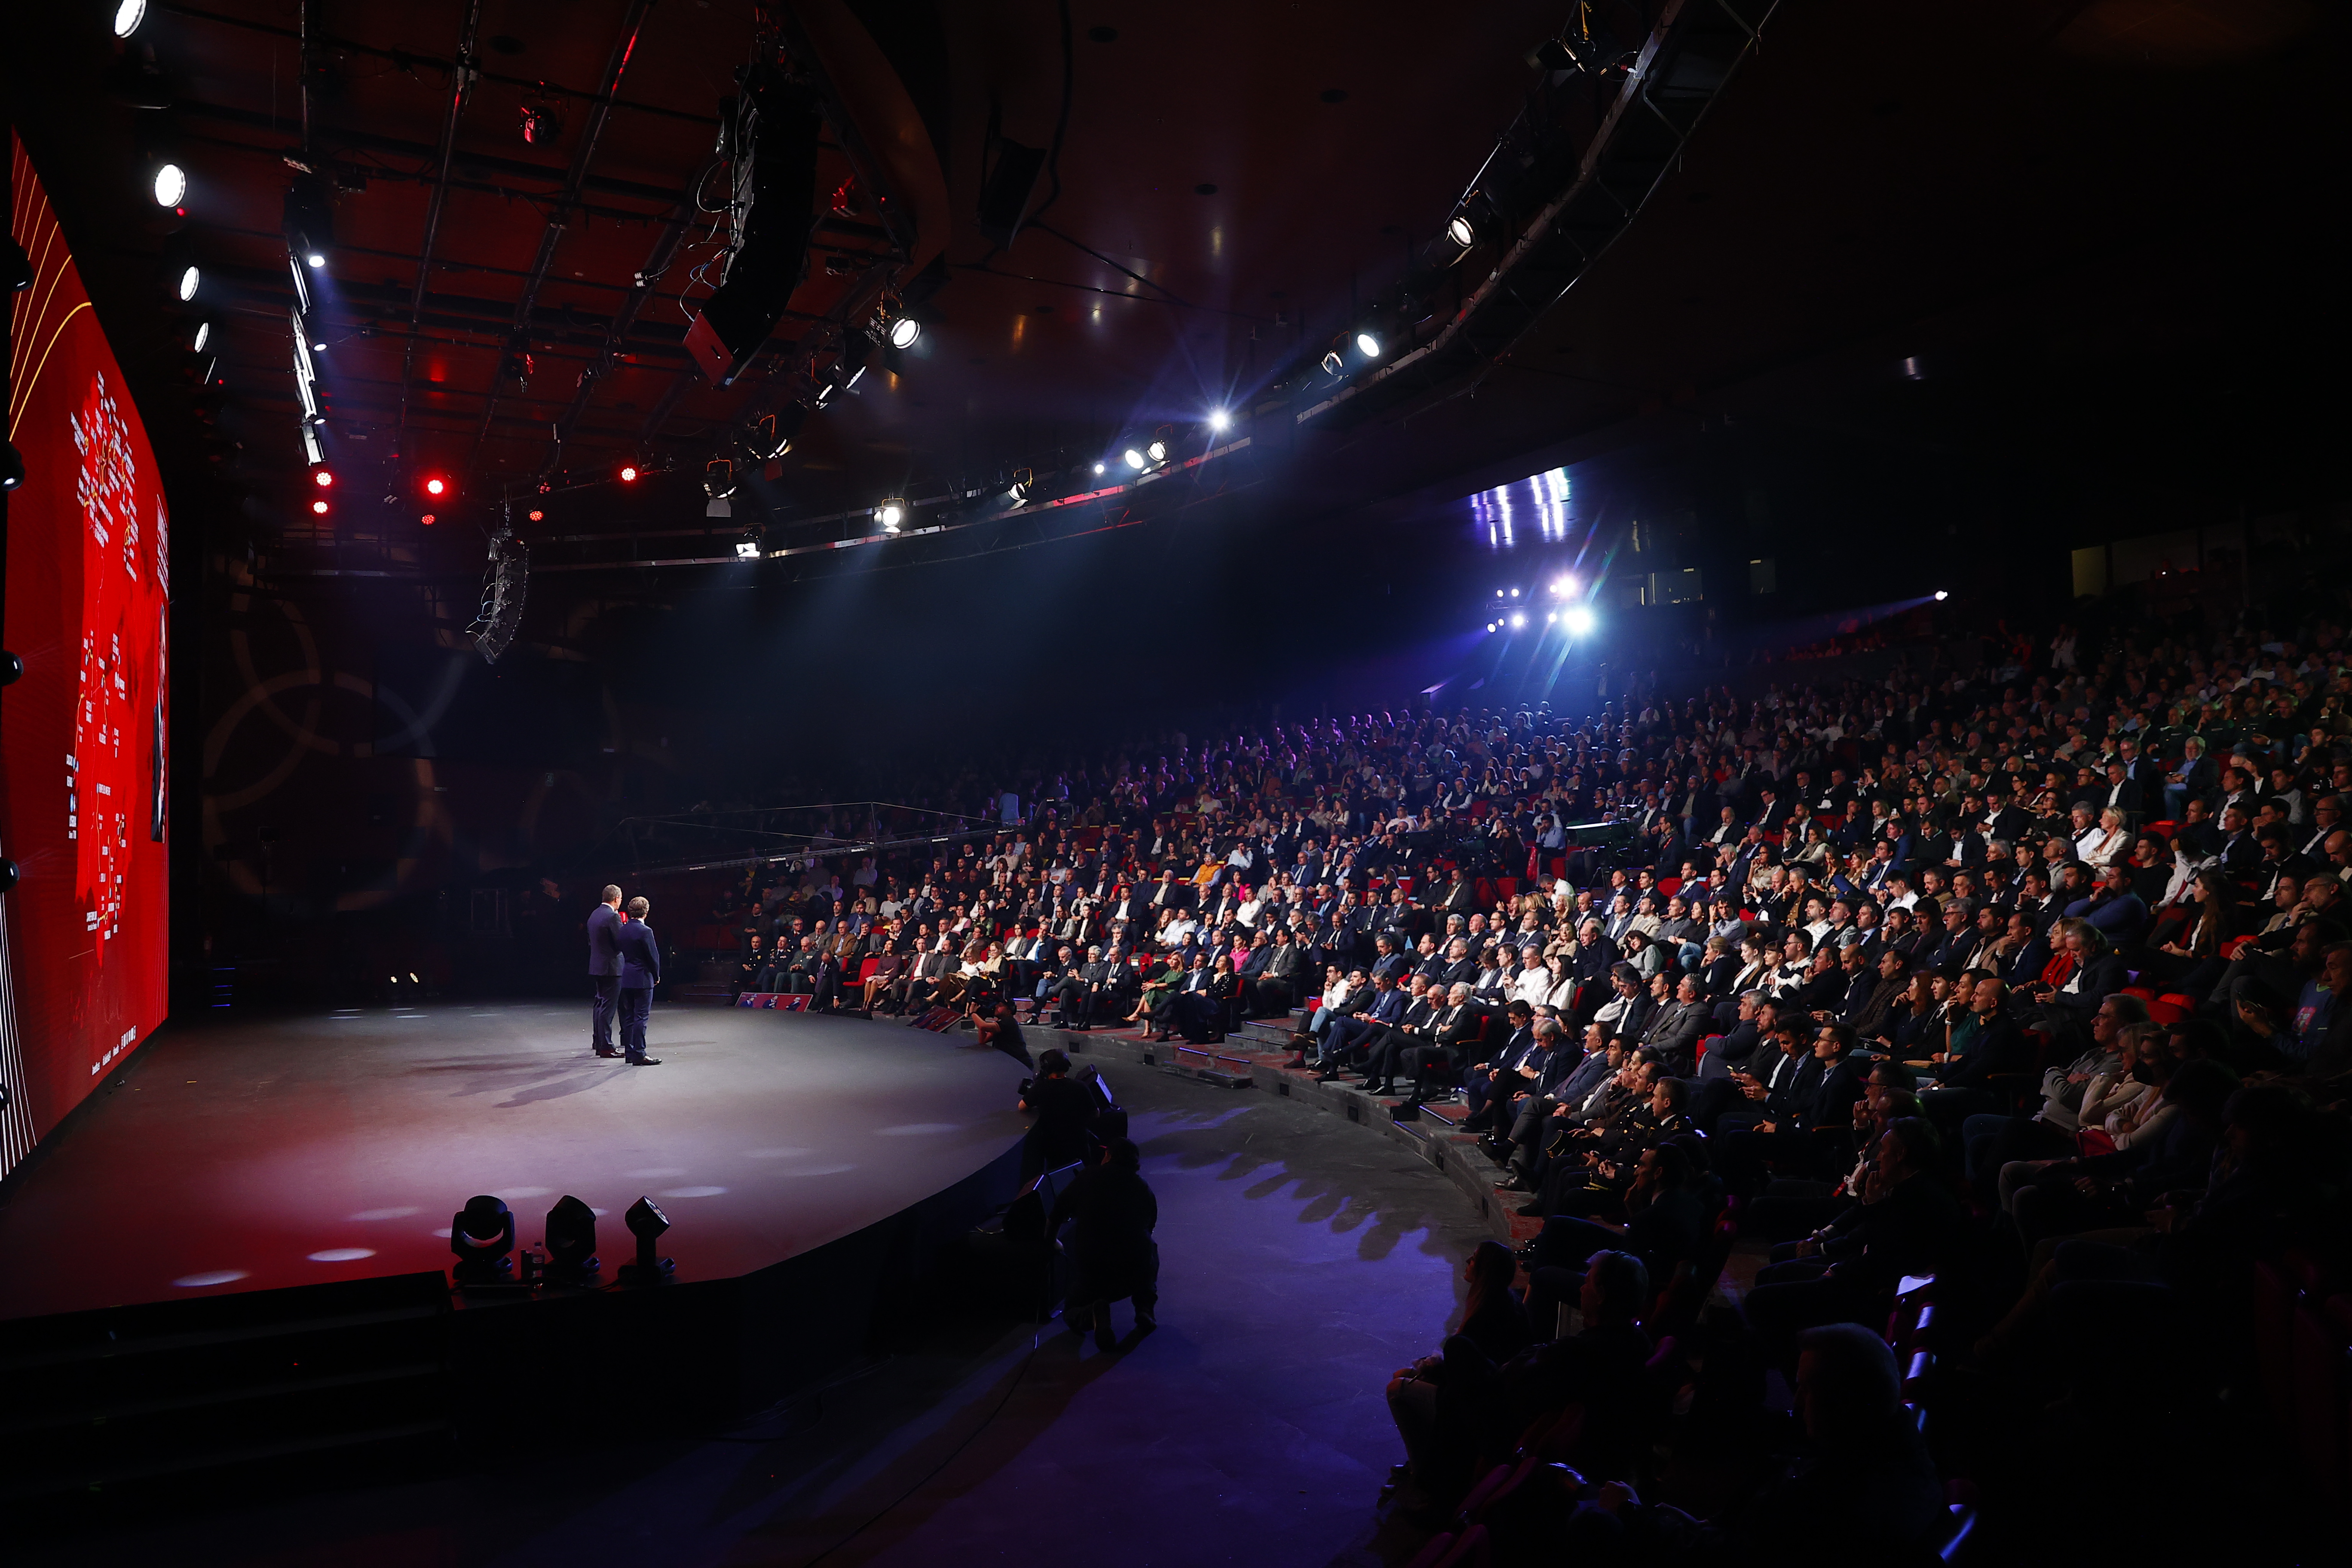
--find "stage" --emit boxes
[0,1002,1032,1323]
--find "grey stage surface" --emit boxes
[0,1001,1030,1323]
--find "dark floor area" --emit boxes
[28,1059,1487,1567]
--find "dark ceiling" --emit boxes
[12,0,2348,585]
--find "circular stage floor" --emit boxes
[0,1002,1030,1322]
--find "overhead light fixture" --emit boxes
[876,497,907,532]
[888,316,920,349]
[1145,438,1168,465]
[1486,621,1497,632]
[174,263,199,301]
[1008,468,1034,504]
[420,513,437,525]
[1546,611,1557,623]
[619,463,638,482]
[1509,587,1520,597]
[1552,576,1576,595]
[151,164,186,208]
[113,0,148,37]
[1495,589,1504,598]
[1934,589,1950,601]
[312,468,333,488]
[1122,448,1146,471]
[1320,349,1343,376]
[311,499,329,515]
[1093,462,1106,475]
[1564,606,1596,636]
[1354,329,1381,358]
[305,251,325,269]
[527,509,544,521]
[1208,407,1231,433]
[450,1195,516,1286]
[1510,612,1525,628]
[424,476,446,496]
[747,411,796,462]
[192,322,210,353]
[703,459,736,499]
[1446,214,1476,249]
[312,339,327,352]
[735,537,760,560]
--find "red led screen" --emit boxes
[3,132,173,1179]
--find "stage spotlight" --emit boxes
[877,496,906,532]
[420,513,436,525]
[1446,213,1476,249]
[113,0,147,37]
[1122,447,1146,471]
[735,537,760,560]
[1510,612,1525,628]
[1320,349,1344,376]
[1509,587,1520,597]
[747,410,798,462]
[1564,606,1596,636]
[305,251,325,269]
[543,1195,600,1283]
[1551,576,1576,595]
[151,163,186,208]
[1934,589,1950,601]
[1495,588,1504,598]
[619,463,638,482]
[3,445,22,489]
[311,499,329,515]
[191,321,210,352]
[527,509,543,521]
[312,468,333,488]
[1486,622,1496,632]
[424,476,447,496]
[887,315,920,349]
[1546,611,1557,623]
[1008,468,1034,504]
[620,1196,674,1285]
[704,460,736,500]
[1093,462,1106,475]
[450,1195,516,1285]
[1208,407,1231,433]
[1355,329,1381,359]
[174,263,200,301]
[1145,438,1168,465]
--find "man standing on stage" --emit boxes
[588,885,626,1059]
[617,896,663,1066]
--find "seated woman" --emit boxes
[1384,1240,1532,1515]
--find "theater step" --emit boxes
[1226,1018,1299,1050]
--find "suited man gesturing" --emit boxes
[587,885,626,1059]
[616,896,664,1066]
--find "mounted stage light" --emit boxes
[684,70,826,386]
[424,475,447,497]
[619,1196,674,1285]
[543,1196,600,1283]
[876,497,907,532]
[1145,438,1168,465]
[1320,349,1344,376]
[1546,611,1557,623]
[527,509,544,522]
[735,537,761,560]
[1563,606,1596,636]
[312,467,333,488]
[311,499,329,516]
[1093,462,1106,475]
[1934,590,1950,601]
[174,263,200,301]
[114,0,148,37]
[888,315,920,349]
[151,163,186,208]
[1510,612,1526,628]
[747,406,802,463]
[1509,587,1520,597]
[1008,468,1034,504]
[704,459,737,499]
[1208,407,1231,434]
[283,170,335,273]
[619,462,638,482]
[1446,213,1476,249]
[450,1195,517,1285]
[191,321,210,353]
[1355,329,1382,359]
[421,513,437,525]
[3,445,22,490]
[1552,576,1576,595]
[1122,447,1146,472]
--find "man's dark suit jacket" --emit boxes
[588,903,625,976]
[618,919,662,990]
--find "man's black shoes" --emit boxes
[627,1056,662,1066]
[593,1048,622,1059]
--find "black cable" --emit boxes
[1024,0,1076,229]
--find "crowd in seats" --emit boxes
[711,598,2349,1558]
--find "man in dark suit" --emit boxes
[588,885,626,1059]
[617,896,663,1066]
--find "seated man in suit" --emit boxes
[1914,977,2031,1127]
[1461,999,1539,1130]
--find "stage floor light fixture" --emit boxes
[621,1196,674,1284]
[450,1195,516,1285]
[543,1195,600,1283]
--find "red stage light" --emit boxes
[312,468,333,487]
[311,499,329,515]
[528,509,544,521]
[425,476,447,496]
[619,464,638,482]
[420,512,437,525]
